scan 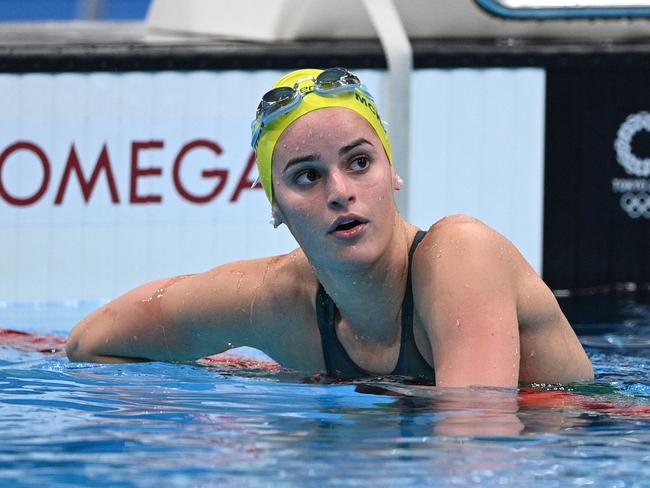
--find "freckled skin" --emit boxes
[66,107,593,388]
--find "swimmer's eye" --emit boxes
[349,156,369,172]
[294,168,321,185]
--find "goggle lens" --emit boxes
[257,86,299,118]
[262,86,296,105]
[251,68,366,148]
[315,68,360,90]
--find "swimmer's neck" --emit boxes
[312,219,419,344]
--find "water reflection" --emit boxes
[3,352,650,487]
[562,293,650,358]
[354,383,525,437]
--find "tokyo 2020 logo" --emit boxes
[614,111,650,178]
[612,111,650,219]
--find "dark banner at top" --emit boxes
[544,69,650,292]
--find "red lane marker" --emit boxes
[0,328,66,354]
[201,353,282,371]
[518,386,650,416]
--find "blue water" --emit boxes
[2,300,650,487]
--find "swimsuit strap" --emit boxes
[392,230,436,380]
[315,230,435,382]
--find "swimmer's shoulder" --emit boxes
[414,214,528,288]
[416,214,550,307]
[419,214,512,259]
[425,213,494,238]
[199,248,317,307]
[257,248,318,303]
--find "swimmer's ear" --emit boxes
[270,202,285,229]
[392,169,403,191]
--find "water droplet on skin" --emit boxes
[464,283,469,288]
[227,342,233,348]
[530,350,535,358]
[436,253,442,258]
[455,319,461,327]
[132,335,138,341]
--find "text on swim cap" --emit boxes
[354,92,387,134]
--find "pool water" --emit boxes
[1,299,650,487]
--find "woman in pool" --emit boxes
[66,67,593,387]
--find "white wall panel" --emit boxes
[0,71,301,302]
[0,68,544,303]
[409,68,545,272]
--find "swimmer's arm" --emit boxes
[417,219,521,388]
[66,277,184,363]
[66,259,282,363]
[516,269,594,383]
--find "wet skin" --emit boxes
[66,107,594,388]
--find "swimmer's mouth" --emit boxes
[328,215,369,233]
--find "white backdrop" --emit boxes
[0,68,545,302]
[409,68,545,273]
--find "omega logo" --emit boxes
[0,139,261,207]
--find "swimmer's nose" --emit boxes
[327,171,355,209]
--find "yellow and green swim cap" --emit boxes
[252,68,392,201]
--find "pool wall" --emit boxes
[0,30,546,303]
[2,5,650,304]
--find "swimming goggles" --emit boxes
[250,67,374,148]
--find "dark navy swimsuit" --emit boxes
[315,230,436,382]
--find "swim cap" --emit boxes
[253,68,392,202]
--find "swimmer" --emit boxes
[66,67,594,387]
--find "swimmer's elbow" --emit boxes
[65,319,147,363]
[65,321,89,362]
[577,360,595,383]
[65,324,104,362]
[65,335,82,362]
[65,333,149,363]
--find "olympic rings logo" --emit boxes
[619,192,650,219]
[614,111,650,177]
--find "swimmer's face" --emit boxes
[271,107,401,269]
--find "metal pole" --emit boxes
[361,0,413,218]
